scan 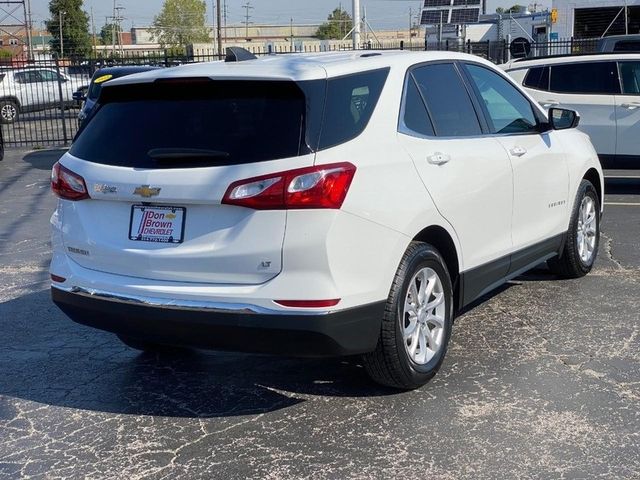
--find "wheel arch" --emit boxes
[412,225,462,311]
[583,168,602,208]
[0,96,22,109]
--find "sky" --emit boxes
[27,0,551,31]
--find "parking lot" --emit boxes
[0,149,638,479]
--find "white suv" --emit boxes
[504,53,640,169]
[0,68,85,123]
[50,51,603,389]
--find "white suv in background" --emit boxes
[504,53,640,169]
[0,68,84,123]
[50,51,603,389]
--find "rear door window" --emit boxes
[550,62,620,94]
[71,80,310,168]
[412,63,482,137]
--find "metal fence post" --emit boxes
[54,56,69,145]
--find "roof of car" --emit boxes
[92,65,162,78]
[504,52,640,70]
[106,50,495,85]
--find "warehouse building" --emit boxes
[553,0,640,38]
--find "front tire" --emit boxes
[548,179,600,278]
[363,242,454,390]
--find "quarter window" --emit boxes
[412,63,482,137]
[465,64,538,135]
[523,66,549,90]
[550,62,620,94]
[619,62,640,94]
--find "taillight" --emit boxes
[222,163,356,210]
[51,162,90,201]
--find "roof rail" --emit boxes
[513,51,640,62]
[225,47,258,63]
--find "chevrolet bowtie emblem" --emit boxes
[133,185,161,198]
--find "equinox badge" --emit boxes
[133,185,162,198]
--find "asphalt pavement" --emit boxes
[0,149,638,479]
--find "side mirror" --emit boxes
[72,91,86,102]
[549,107,580,130]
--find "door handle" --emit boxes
[540,99,559,108]
[621,102,640,110]
[427,152,450,165]
[509,146,527,157]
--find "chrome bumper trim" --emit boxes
[52,285,332,316]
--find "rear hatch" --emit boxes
[61,77,322,284]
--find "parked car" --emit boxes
[504,53,640,168]
[597,34,640,52]
[0,68,85,124]
[50,51,603,389]
[75,66,162,126]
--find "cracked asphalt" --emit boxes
[1,149,639,479]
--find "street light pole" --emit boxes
[352,0,361,49]
[59,10,65,58]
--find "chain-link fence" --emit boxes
[0,37,601,148]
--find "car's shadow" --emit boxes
[604,177,639,196]
[22,148,67,170]
[0,290,399,420]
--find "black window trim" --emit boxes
[548,60,621,95]
[459,61,546,137]
[397,60,489,139]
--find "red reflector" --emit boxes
[50,274,66,283]
[51,162,90,201]
[275,299,341,308]
[222,162,356,210]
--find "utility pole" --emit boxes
[215,0,223,58]
[352,0,361,49]
[242,2,253,40]
[91,7,97,56]
[59,10,65,57]
[115,5,125,56]
[290,17,294,51]
[0,0,33,59]
[111,0,116,54]
[409,7,413,47]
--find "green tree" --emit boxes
[496,4,526,13]
[316,7,353,40]
[100,23,122,46]
[152,0,210,48]
[46,0,92,57]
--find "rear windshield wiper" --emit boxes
[147,148,230,160]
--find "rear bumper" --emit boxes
[52,287,385,357]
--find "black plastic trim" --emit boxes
[52,288,385,358]
[460,233,565,307]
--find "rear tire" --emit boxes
[548,179,600,278]
[363,242,454,390]
[0,100,18,124]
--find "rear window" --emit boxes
[71,69,389,168]
[71,80,309,168]
[613,40,640,52]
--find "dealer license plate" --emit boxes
[129,205,186,244]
